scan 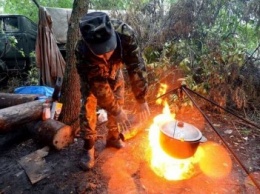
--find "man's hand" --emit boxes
[115,109,131,133]
[138,102,151,121]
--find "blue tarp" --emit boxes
[14,86,54,97]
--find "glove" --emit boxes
[138,102,151,121]
[115,109,131,133]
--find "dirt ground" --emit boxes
[0,103,260,194]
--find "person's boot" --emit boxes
[106,131,125,149]
[79,139,95,171]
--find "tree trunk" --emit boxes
[0,100,44,132]
[59,0,89,135]
[0,93,40,109]
[32,119,73,150]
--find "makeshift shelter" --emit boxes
[35,6,66,87]
[44,7,72,47]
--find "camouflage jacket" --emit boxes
[75,19,148,113]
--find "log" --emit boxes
[32,119,73,150]
[0,93,40,109]
[0,100,44,132]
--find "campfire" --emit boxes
[147,84,232,181]
[148,102,200,180]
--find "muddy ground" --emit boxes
[0,102,260,194]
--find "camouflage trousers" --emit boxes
[79,69,125,141]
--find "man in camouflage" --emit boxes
[75,12,150,170]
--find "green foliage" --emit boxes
[25,51,39,85]
[0,63,39,92]
[12,36,25,57]
[90,0,129,10]
[26,65,39,85]
[3,36,25,57]
[4,76,22,93]
[2,0,73,22]
[143,46,160,64]
[141,0,259,111]
[1,0,152,22]
[7,35,17,46]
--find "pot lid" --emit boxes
[161,120,202,141]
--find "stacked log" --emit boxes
[0,93,73,150]
[0,100,44,132]
[0,93,40,109]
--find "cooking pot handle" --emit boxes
[199,136,207,143]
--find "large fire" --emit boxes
[148,84,232,181]
[148,83,198,180]
[148,102,199,180]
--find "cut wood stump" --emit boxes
[0,100,44,133]
[0,93,40,109]
[32,119,73,150]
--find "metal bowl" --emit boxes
[159,120,207,159]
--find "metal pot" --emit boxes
[159,120,207,159]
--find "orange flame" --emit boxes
[148,84,232,180]
[156,83,168,105]
[148,101,200,180]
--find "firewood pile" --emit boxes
[0,93,73,150]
